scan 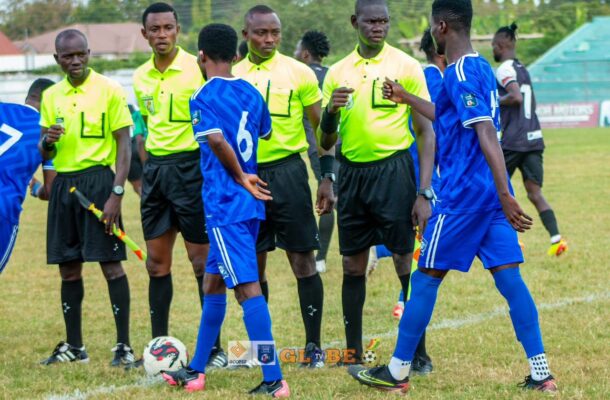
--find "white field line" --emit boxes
[45,291,609,400]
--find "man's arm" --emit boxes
[206,132,271,201]
[411,110,435,233]
[101,126,130,234]
[474,120,532,232]
[38,126,61,160]
[383,78,436,121]
[499,81,523,107]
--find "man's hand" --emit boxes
[328,87,355,114]
[383,78,409,104]
[45,124,64,144]
[316,178,335,215]
[499,193,533,232]
[101,193,122,235]
[239,174,272,201]
[411,196,432,234]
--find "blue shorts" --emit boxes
[419,208,524,272]
[0,220,19,275]
[207,219,260,289]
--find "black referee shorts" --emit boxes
[504,149,544,187]
[257,153,320,253]
[141,150,208,244]
[47,166,127,264]
[337,150,417,256]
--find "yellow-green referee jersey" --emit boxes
[322,43,430,163]
[233,52,322,163]
[133,47,204,156]
[40,68,133,173]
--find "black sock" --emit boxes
[107,275,130,345]
[539,209,560,239]
[149,274,172,338]
[342,274,366,360]
[260,281,269,303]
[61,279,84,348]
[398,274,410,301]
[297,273,324,347]
[196,275,222,351]
[316,211,335,262]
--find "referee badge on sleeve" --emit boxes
[191,110,201,126]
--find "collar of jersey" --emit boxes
[61,68,95,94]
[147,46,186,74]
[244,51,280,71]
[352,42,389,65]
[447,52,479,67]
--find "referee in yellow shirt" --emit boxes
[133,2,227,368]
[320,0,436,368]
[38,29,136,367]
[234,5,335,367]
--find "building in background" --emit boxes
[529,16,610,128]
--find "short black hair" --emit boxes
[355,0,387,15]
[198,23,238,63]
[419,28,435,61]
[238,40,248,58]
[245,5,276,25]
[55,29,87,52]
[26,78,54,99]
[432,0,473,32]
[142,2,178,27]
[496,22,518,41]
[300,30,330,59]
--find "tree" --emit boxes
[0,0,75,40]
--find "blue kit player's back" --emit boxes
[0,103,53,273]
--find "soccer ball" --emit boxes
[362,349,377,364]
[143,336,189,376]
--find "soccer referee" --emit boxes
[320,0,436,364]
[133,2,226,367]
[38,29,136,367]
[234,5,335,367]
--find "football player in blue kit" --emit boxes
[161,24,289,398]
[348,0,557,394]
[0,78,55,274]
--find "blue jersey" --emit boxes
[433,53,508,214]
[409,64,443,189]
[190,77,271,228]
[0,103,53,224]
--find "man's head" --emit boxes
[54,29,89,81]
[420,27,445,66]
[351,0,390,49]
[197,23,238,76]
[141,2,180,56]
[243,5,281,60]
[492,22,518,62]
[25,78,54,111]
[430,0,473,55]
[294,30,330,64]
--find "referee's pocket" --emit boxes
[266,88,292,117]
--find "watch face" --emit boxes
[113,185,125,195]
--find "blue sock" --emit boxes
[242,295,282,382]
[376,244,392,259]
[493,268,544,358]
[393,271,442,361]
[189,294,227,373]
[398,289,405,303]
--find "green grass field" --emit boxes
[1,128,609,399]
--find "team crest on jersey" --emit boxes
[461,93,478,108]
[191,110,201,126]
[420,238,428,254]
[142,96,155,115]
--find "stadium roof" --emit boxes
[529,16,610,103]
[15,23,150,56]
[0,30,23,55]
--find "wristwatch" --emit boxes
[417,187,434,201]
[111,185,125,196]
[321,172,336,182]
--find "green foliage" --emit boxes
[30,52,152,75]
